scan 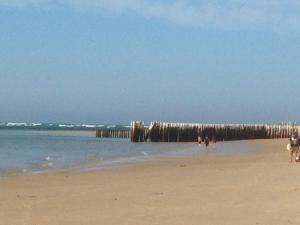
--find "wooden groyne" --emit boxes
[130,121,297,142]
[130,121,148,142]
[95,121,298,142]
[96,129,130,138]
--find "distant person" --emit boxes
[287,131,300,163]
[198,136,202,146]
[204,135,210,147]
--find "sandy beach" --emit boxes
[1,139,299,225]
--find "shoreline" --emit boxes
[1,139,260,177]
[1,139,299,225]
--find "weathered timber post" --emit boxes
[131,121,145,142]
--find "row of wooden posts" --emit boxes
[96,121,298,142]
[96,129,130,139]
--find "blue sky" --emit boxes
[1,0,300,124]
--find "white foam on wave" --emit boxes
[107,125,116,129]
[30,123,42,126]
[45,156,51,161]
[81,124,96,128]
[6,122,27,126]
[59,124,75,128]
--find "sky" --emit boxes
[1,0,300,124]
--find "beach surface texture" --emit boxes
[0,139,299,225]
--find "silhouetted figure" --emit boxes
[198,136,202,146]
[288,131,300,163]
[204,136,210,147]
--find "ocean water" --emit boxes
[0,122,129,130]
[0,129,255,176]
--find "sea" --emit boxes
[0,122,255,176]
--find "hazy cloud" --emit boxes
[2,0,300,31]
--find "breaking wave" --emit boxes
[0,122,130,131]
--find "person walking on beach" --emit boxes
[198,135,202,146]
[287,131,300,163]
[204,135,210,147]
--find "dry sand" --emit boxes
[1,139,299,225]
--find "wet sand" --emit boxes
[1,139,299,225]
